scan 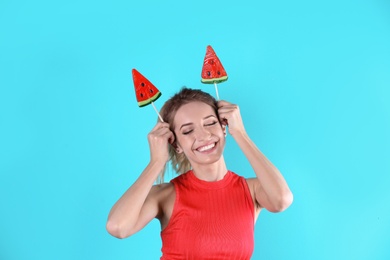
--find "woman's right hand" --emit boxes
[147,122,175,165]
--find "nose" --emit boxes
[196,127,211,141]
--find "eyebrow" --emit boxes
[179,115,216,130]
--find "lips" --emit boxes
[196,142,216,152]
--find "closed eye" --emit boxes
[205,121,218,127]
[182,129,193,135]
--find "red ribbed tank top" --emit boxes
[160,170,255,260]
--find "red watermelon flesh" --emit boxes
[201,45,228,84]
[132,69,162,107]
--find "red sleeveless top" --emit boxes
[160,170,255,260]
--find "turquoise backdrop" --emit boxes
[1,0,389,259]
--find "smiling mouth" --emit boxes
[196,142,216,152]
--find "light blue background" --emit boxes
[1,0,389,259]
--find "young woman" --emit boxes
[106,88,293,259]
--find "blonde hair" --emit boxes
[158,87,218,183]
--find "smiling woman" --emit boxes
[172,101,226,173]
[106,87,293,259]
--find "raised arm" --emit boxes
[218,101,293,213]
[106,122,174,238]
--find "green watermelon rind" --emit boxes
[201,76,228,84]
[138,91,162,107]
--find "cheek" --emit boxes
[175,135,190,149]
[214,125,225,136]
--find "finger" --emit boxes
[219,104,238,110]
[218,106,238,115]
[218,107,236,117]
[168,132,175,145]
[218,113,229,126]
[154,125,175,142]
[151,121,170,132]
[148,125,171,142]
[217,100,231,108]
[161,129,175,144]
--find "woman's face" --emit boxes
[173,101,226,167]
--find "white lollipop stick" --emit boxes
[214,82,220,100]
[151,101,164,122]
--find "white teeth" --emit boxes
[197,143,215,152]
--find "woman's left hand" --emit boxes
[217,100,246,137]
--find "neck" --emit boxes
[191,156,228,182]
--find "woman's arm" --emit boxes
[218,101,293,213]
[106,122,174,238]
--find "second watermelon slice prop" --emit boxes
[132,68,163,121]
[201,45,228,100]
[201,45,228,84]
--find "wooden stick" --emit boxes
[214,82,220,100]
[151,101,164,122]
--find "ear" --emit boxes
[222,125,227,137]
[170,142,183,154]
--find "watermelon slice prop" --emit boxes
[201,45,228,100]
[132,68,164,122]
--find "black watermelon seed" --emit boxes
[141,83,145,87]
[150,89,153,93]
[207,71,211,76]
[140,93,144,97]
[217,71,221,75]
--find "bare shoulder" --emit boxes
[150,182,175,199]
[143,183,174,209]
